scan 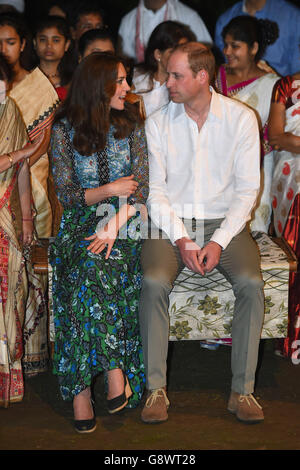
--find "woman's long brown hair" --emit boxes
[54,52,143,155]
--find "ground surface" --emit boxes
[1,340,299,453]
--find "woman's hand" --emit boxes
[110,174,138,198]
[85,218,119,259]
[84,204,137,258]
[13,131,45,163]
[22,219,34,246]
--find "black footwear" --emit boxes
[74,417,97,433]
[107,370,132,414]
[74,399,97,433]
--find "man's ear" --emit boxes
[197,69,208,84]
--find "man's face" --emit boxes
[74,12,103,41]
[166,50,201,105]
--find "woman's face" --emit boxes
[223,33,257,69]
[0,25,25,67]
[35,27,70,62]
[0,79,7,103]
[83,38,115,58]
[109,62,130,111]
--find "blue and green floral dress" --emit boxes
[49,118,149,407]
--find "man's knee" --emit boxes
[233,273,264,298]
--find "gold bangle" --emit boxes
[6,152,14,167]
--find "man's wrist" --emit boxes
[175,236,190,247]
[208,240,223,250]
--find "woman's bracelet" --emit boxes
[6,152,14,167]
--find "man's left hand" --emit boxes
[197,241,222,273]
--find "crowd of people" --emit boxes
[0,0,299,434]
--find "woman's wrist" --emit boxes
[6,152,14,167]
[11,150,24,163]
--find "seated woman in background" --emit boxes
[78,27,116,59]
[34,15,77,101]
[0,54,44,407]
[132,20,196,117]
[49,53,149,433]
[269,70,300,360]
[1,13,60,376]
[216,15,279,234]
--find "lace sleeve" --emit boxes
[128,124,149,206]
[49,121,87,209]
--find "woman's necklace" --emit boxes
[41,69,59,79]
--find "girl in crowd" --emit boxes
[78,27,116,59]
[269,70,300,359]
[0,13,60,376]
[132,20,196,116]
[0,54,44,407]
[216,16,279,233]
[49,53,149,433]
[34,15,77,101]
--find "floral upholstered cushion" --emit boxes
[169,232,289,341]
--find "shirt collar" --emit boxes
[172,87,222,122]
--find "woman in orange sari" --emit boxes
[0,13,60,376]
[0,54,44,406]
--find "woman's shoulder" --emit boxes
[132,69,152,93]
[52,117,72,134]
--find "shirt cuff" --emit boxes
[210,228,233,250]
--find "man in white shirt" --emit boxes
[140,42,265,425]
[118,0,212,63]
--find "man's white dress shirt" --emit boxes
[145,88,261,249]
[118,0,212,62]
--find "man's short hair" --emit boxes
[173,42,216,83]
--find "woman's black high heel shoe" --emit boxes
[74,399,97,433]
[107,370,132,414]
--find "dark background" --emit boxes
[23,0,300,39]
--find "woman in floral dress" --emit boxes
[49,53,149,432]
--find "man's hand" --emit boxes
[175,237,203,274]
[197,241,222,274]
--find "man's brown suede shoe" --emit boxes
[141,388,170,424]
[228,391,264,424]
